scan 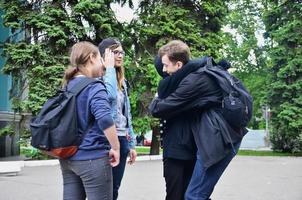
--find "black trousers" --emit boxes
[163,158,196,200]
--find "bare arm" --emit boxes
[103,125,120,151]
[103,125,120,167]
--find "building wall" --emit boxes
[0,10,21,157]
[0,10,12,112]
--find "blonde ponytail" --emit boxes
[62,41,99,86]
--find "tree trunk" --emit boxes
[149,125,160,155]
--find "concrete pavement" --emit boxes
[0,156,302,200]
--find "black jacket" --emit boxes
[150,58,243,167]
[150,57,209,160]
[160,112,197,160]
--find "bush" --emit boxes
[270,130,302,153]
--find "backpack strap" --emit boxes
[69,78,101,96]
[68,77,102,132]
[206,56,217,67]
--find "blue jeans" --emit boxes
[112,136,130,200]
[60,156,112,200]
[185,142,241,200]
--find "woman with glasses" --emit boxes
[98,38,137,200]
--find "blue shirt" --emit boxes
[67,76,114,161]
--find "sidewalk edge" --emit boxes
[0,155,163,168]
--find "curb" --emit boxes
[0,161,22,175]
[23,155,163,167]
[0,155,163,174]
[239,147,272,151]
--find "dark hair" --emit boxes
[154,55,169,78]
[98,38,121,57]
[218,59,231,70]
[158,40,191,65]
[63,41,99,85]
[98,38,124,90]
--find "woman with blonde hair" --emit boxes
[98,38,137,200]
[60,41,120,200]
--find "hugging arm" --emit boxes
[149,73,211,119]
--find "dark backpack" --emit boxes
[30,78,100,159]
[204,57,253,129]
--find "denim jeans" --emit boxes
[112,136,130,200]
[185,142,241,200]
[60,156,112,200]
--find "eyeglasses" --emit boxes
[113,50,125,56]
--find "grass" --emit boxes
[135,146,151,154]
[135,146,302,157]
[21,145,302,159]
[238,150,302,157]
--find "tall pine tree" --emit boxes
[263,0,302,152]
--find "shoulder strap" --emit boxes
[204,66,233,94]
[206,56,217,67]
[69,78,101,95]
[69,78,102,132]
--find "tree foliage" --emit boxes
[223,0,269,129]
[0,0,122,114]
[263,0,302,152]
[126,1,228,134]
[1,0,301,154]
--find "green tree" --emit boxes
[223,0,269,129]
[127,1,229,153]
[263,0,302,152]
[0,0,122,115]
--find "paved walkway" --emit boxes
[0,156,301,200]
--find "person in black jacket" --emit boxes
[150,40,242,200]
[152,40,197,200]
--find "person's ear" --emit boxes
[89,53,94,63]
[89,53,97,64]
[176,61,183,69]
